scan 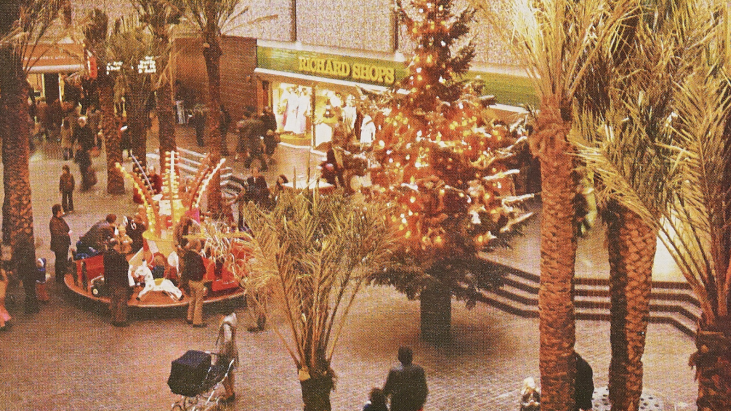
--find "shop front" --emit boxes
[255,45,406,149]
[25,42,84,102]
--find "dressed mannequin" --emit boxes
[295,87,311,135]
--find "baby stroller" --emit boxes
[168,350,236,410]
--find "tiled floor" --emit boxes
[0,125,698,410]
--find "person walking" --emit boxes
[183,239,207,327]
[14,235,39,314]
[191,105,206,147]
[574,352,594,411]
[220,104,231,156]
[237,111,267,171]
[261,107,278,163]
[50,204,71,284]
[60,118,73,160]
[59,165,75,213]
[383,346,428,411]
[74,116,96,191]
[103,239,130,327]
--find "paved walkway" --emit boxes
[0,126,699,410]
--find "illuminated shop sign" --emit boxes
[297,57,395,85]
[257,46,537,105]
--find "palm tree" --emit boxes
[132,0,183,171]
[0,0,65,248]
[665,69,731,411]
[107,15,164,171]
[573,2,727,409]
[478,0,632,408]
[178,0,246,216]
[572,2,690,408]
[83,8,125,194]
[230,191,397,411]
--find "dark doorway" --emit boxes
[44,73,59,102]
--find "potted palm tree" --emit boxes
[231,190,397,411]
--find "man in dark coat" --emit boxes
[126,212,147,254]
[73,116,96,191]
[72,116,95,152]
[237,111,268,171]
[220,104,231,156]
[245,167,270,207]
[14,235,39,314]
[383,346,428,411]
[191,106,206,147]
[104,239,130,326]
[574,352,594,411]
[79,214,117,256]
[49,204,71,283]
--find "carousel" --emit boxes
[64,151,249,309]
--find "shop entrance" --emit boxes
[44,73,59,102]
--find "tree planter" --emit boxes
[693,325,731,411]
[420,281,451,345]
[300,375,333,411]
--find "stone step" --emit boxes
[480,287,698,337]
[480,265,701,337]
[497,271,700,315]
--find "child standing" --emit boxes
[362,388,388,411]
[60,118,73,160]
[59,165,75,213]
[0,268,11,331]
[35,258,49,303]
[116,225,134,255]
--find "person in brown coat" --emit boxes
[49,204,71,283]
[183,239,207,327]
[103,239,130,326]
[59,165,75,213]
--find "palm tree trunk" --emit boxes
[157,78,176,173]
[99,73,124,194]
[0,49,35,247]
[606,204,656,411]
[535,110,577,411]
[693,325,731,411]
[202,34,222,216]
[128,92,147,170]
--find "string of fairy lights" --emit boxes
[366,0,532,255]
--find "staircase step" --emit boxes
[482,290,698,337]
[480,270,701,337]
[479,289,538,318]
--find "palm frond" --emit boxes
[0,0,72,75]
[472,0,635,107]
[663,69,731,322]
[237,191,397,372]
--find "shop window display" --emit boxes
[271,82,374,149]
[277,84,312,135]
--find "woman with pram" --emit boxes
[216,312,239,404]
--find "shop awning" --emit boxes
[25,43,84,74]
[254,68,388,95]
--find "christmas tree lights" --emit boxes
[367,0,533,265]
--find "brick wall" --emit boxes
[172,36,258,121]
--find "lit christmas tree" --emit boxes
[365,0,534,342]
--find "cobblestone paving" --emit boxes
[0,128,700,410]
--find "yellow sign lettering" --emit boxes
[297,57,395,85]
